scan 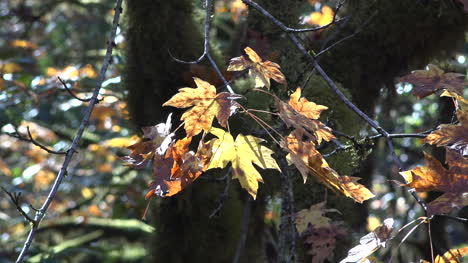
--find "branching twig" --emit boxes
[241,0,428,213]
[209,168,232,218]
[57,77,92,102]
[168,0,234,94]
[14,1,123,262]
[1,187,35,224]
[7,126,67,155]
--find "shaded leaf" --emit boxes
[227,46,286,89]
[400,151,468,215]
[424,109,468,157]
[399,64,466,98]
[295,201,340,235]
[207,127,280,199]
[163,78,241,137]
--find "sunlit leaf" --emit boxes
[227,47,286,89]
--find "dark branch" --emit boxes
[1,187,36,224]
[57,77,91,102]
[232,197,252,263]
[241,0,428,213]
[26,126,68,155]
[14,0,123,261]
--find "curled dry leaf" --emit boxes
[146,137,208,198]
[277,88,335,143]
[283,131,374,203]
[340,218,394,263]
[400,151,468,215]
[163,77,242,137]
[227,46,286,89]
[420,246,468,263]
[206,127,280,199]
[424,109,468,157]
[120,114,174,168]
[399,64,466,98]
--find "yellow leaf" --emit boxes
[10,39,37,49]
[227,47,287,89]
[434,247,468,263]
[295,201,340,235]
[207,128,280,199]
[0,61,22,74]
[163,78,240,137]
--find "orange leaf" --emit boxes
[277,88,335,143]
[424,109,468,157]
[399,64,466,98]
[227,47,286,89]
[163,77,241,137]
[400,151,468,215]
[283,132,374,203]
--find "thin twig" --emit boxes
[14,1,123,262]
[232,197,252,263]
[1,187,36,224]
[209,168,232,218]
[168,0,234,94]
[57,77,91,102]
[26,126,68,155]
[241,0,428,213]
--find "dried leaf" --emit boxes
[424,109,468,157]
[163,78,240,137]
[420,247,468,263]
[207,127,280,199]
[340,218,394,263]
[227,47,286,89]
[277,88,335,143]
[399,64,466,98]
[283,132,374,203]
[295,201,340,235]
[400,151,468,215]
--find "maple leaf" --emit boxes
[295,201,340,235]
[340,218,394,263]
[120,114,174,168]
[420,247,468,263]
[227,46,286,89]
[146,137,206,198]
[400,151,468,215]
[283,132,374,203]
[277,88,335,143]
[206,127,280,199]
[398,64,466,98]
[163,77,241,137]
[424,109,468,157]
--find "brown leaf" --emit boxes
[227,46,286,89]
[424,109,468,157]
[399,64,466,98]
[295,201,340,235]
[163,77,240,137]
[400,151,468,215]
[283,132,374,203]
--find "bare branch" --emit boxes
[1,187,36,224]
[26,126,68,155]
[241,0,428,213]
[57,77,91,102]
[232,197,252,263]
[14,0,123,261]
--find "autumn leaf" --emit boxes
[340,218,394,263]
[120,114,174,168]
[420,247,468,263]
[295,201,340,235]
[441,90,468,110]
[399,64,466,98]
[206,127,280,199]
[277,88,335,143]
[424,109,468,157]
[297,202,345,263]
[227,46,286,89]
[283,132,374,203]
[163,77,241,137]
[400,151,468,215]
[308,5,334,26]
[146,137,206,198]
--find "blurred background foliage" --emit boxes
[0,0,466,262]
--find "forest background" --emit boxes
[0,0,467,262]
